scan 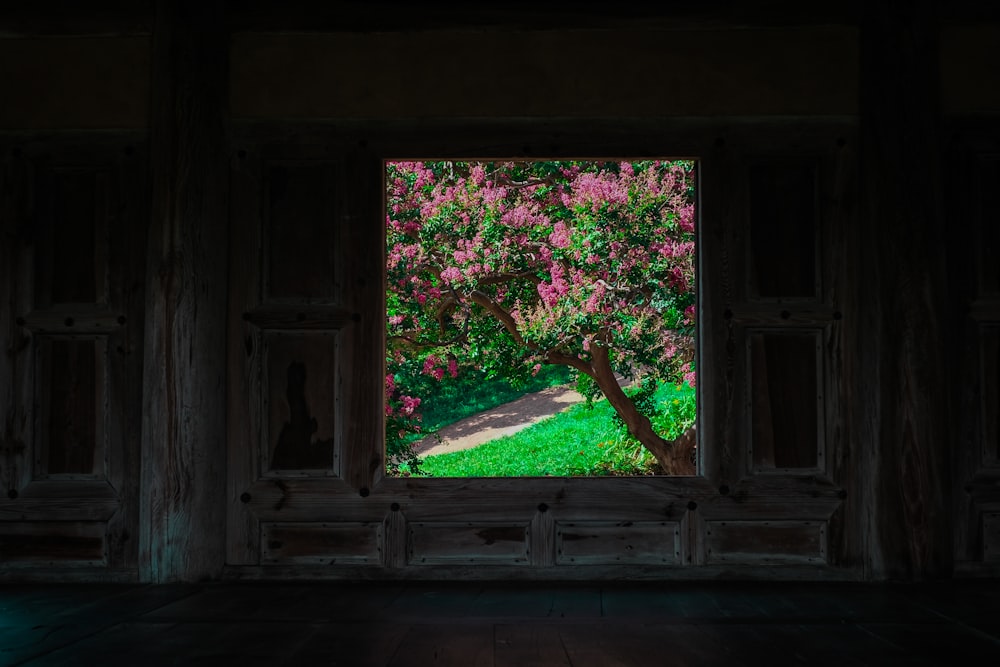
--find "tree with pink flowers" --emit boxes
[385,160,697,475]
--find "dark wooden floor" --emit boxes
[2,579,1000,666]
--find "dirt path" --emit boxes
[412,384,587,457]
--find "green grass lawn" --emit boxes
[409,382,695,477]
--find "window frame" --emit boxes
[380,155,703,480]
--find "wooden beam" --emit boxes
[855,2,953,580]
[139,0,229,582]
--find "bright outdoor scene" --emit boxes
[385,159,697,477]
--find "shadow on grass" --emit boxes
[412,384,586,457]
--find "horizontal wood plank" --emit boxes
[0,521,106,565]
[408,522,530,566]
[555,521,680,565]
[261,521,382,565]
[706,520,827,565]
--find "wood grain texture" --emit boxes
[226,148,263,566]
[857,3,953,579]
[139,0,229,582]
[705,520,827,565]
[105,142,147,571]
[231,28,858,119]
[339,148,384,491]
[950,134,1000,570]
[748,330,822,471]
[555,521,680,565]
[261,521,382,564]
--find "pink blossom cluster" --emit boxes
[384,373,422,418]
[385,158,698,420]
[560,171,629,212]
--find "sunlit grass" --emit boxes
[408,383,695,477]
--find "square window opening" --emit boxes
[384,159,698,478]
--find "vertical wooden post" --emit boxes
[140,0,229,582]
[856,2,953,579]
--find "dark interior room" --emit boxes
[1,1,999,664]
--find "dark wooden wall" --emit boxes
[0,1,998,582]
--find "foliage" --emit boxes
[385,159,697,474]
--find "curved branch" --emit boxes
[389,331,468,349]
[545,350,594,377]
[494,174,557,189]
[477,270,542,287]
[468,289,595,378]
[469,290,530,348]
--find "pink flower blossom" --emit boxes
[440,266,463,282]
[422,355,440,376]
[400,395,421,416]
[548,221,571,248]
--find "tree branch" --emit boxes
[469,290,531,348]
[477,270,541,286]
[545,350,594,376]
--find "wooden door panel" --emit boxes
[265,162,340,301]
[984,513,1000,562]
[977,158,1000,296]
[958,150,1000,572]
[263,331,340,473]
[0,143,145,578]
[748,330,824,472]
[748,161,819,300]
[228,151,360,565]
[32,167,109,308]
[33,337,104,478]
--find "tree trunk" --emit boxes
[588,343,696,476]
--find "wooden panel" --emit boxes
[555,521,680,565]
[983,326,1000,465]
[705,520,826,565]
[228,148,264,566]
[232,28,858,119]
[748,331,822,471]
[0,37,151,129]
[942,25,1000,115]
[856,5,951,580]
[0,480,119,522]
[34,338,104,477]
[261,522,381,564]
[984,513,1000,563]
[33,168,108,307]
[0,521,105,565]
[3,140,146,574]
[408,522,530,565]
[978,158,1000,296]
[265,162,338,300]
[264,332,339,472]
[748,161,818,299]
